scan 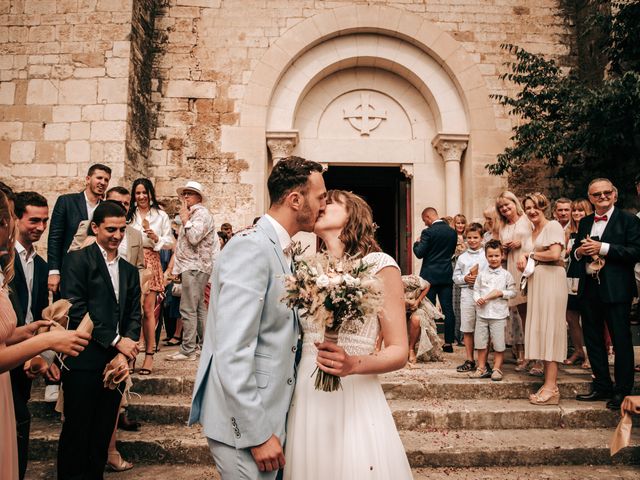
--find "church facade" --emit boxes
[0,0,575,271]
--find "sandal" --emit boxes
[138,352,154,376]
[529,366,544,377]
[563,353,585,366]
[529,387,560,405]
[106,450,133,472]
[514,359,528,372]
[164,336,182,346]
[456,360,476,373]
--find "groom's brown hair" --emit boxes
[267,156,323,206]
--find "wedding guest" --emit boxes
[413,207,458,352]
[574,178,640,410]
[518,193,568,405]
[69,187,144,270]
[496,191,532,371]
[563,198,592,368]
[48,164,111,294]
[9,192,51,479]
[220,222,234,239]
[57,201,142,479]
[0,189,89,480]
[553,197,572,230]
[471,239,516,381]
[167,181,216,362]
[402,274,443,363]
[46,164,110,402]
[453,223,488,372]
[452,214,468,345]
[127,178,173,375]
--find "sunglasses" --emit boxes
[589,190,613,198]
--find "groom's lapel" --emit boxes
[256,217,291,274]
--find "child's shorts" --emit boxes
[459,289,476,333]
[474,316,507,352]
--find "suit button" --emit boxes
[291,346,297,353]
[287,378,293,385]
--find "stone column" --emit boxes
[266,130,299,163]
[432,133,469,216]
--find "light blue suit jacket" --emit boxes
[189,217,299,449]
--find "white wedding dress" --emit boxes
[283,252,413,480]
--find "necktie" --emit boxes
[594,215,607,222]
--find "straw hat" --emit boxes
[176,180,205,202]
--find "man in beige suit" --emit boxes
[68,186,145,270]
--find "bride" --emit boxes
[284,190,413,479]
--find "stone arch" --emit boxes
[228,5,505,218]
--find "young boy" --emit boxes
[453,223,488,372]
[470,239,516,381]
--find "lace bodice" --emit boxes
[300,252,399,356]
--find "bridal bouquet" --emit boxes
[282,245,384,391]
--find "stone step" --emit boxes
[30,393,634,431]
[31,364,597,400]
[27,419,640,468]
[23,462,640,480]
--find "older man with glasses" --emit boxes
[573,178,640,410]
[167,181,216,361]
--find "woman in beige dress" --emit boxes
[0,190,89,480]
[495,191,533,369]
[518,193,568,405]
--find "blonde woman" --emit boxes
[517,193,568,404]
[496,191,533,370]
[564,198,593,367]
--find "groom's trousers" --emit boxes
[208,438,280,480]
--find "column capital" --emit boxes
[400,163,414,179]
[431,133,469,163]
[266,130,299,163]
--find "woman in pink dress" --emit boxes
[0,190,90,480]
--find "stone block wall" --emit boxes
[0,0,151,198]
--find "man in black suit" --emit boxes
[574,178,640,410]
[413,207,458,352]
[57,201,141,480]
[47,163,111,295]
[9,191,50,480]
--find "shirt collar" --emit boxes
[96,242,120,265]
[488,266,501,274]
[467,248,482,254]
[264,214,292,251]
[595,206,614,219]
[16,240,35,260]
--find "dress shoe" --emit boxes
[606,394,625,411]
[576,389,613,402]
[442,344,454,353]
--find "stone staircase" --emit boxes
[26,347,640,478]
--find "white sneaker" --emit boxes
[166,352,196,361]
[44,384,59,403]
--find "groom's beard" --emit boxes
[296,200,316,232]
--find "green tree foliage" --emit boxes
[489,0,640,205]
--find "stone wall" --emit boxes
[1,0,577,227]
[0,0,149,198]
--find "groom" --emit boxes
[189,156,327,478]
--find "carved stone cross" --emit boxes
[343,92,387,136]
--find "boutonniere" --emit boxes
[284,241,308,263]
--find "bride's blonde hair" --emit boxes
[323,190,381,257]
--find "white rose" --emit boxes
[343,274,359,287]
[309,267,318,276]
[329,275,343,286]
[316,274,330,288]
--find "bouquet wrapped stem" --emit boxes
[314,327,341,392]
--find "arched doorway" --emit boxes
[323,165,411,273]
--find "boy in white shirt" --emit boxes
[453,223,488,372]
[471,239,516,381]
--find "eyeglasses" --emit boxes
[589,190,613,199]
